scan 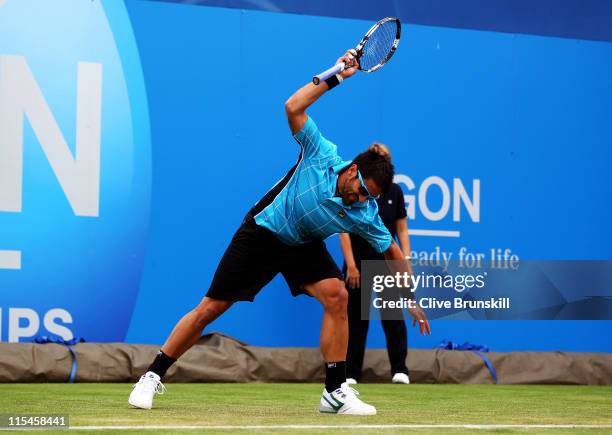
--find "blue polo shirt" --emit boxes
[254,117,393,253]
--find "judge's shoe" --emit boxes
[392,372,410,384]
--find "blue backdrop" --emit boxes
[1,0,611,352]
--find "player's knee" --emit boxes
[321,280,348,314]
[193,300,227,328]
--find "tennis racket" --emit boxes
[312,17,401,85]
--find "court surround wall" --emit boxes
[1,334,611,384]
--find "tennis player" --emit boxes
[129,50,430,415]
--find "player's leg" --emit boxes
[129,217,279,409]
[281,241,350,373]
[304,278,349,365]
[304,278,376,415]
[160,296,233,360]
[128,297,232,410]
[280,236,375,415]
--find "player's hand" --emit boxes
[408,304,431,335]
[337,49,359,79]
[345,264,360,289]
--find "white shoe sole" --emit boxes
[319,400,376,415]
[338,406,377,416]
[128,397,152,409]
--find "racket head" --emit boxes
[355,17,401,73]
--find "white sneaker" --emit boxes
[392,372,410,384]
[319,382,376,415]
[128,371,166,409]
[346,378,358,385]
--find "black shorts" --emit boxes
[206,216,343,302]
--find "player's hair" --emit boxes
[369,143,391,160]
[352,145,395,194]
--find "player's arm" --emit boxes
[355,211,430,334]
[383,240,410,269]
[285,50,358,134]
[383,241,431,335]
[339,233,360,289]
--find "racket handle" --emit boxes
[313,62,345,85]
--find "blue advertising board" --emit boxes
[0,0,611,351]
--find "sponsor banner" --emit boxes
[0,0,151,342]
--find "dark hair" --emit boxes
[352,147,395,194]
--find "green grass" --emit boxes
[0,383,610,433]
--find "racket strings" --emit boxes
[360,21,398,72]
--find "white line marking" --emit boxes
[409,229,460,238]
[67,424,612,431]
[0,250,21,270]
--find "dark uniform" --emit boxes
[343,182,409,381]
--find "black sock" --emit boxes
[325,361,347,392]
[147,350,176,379]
